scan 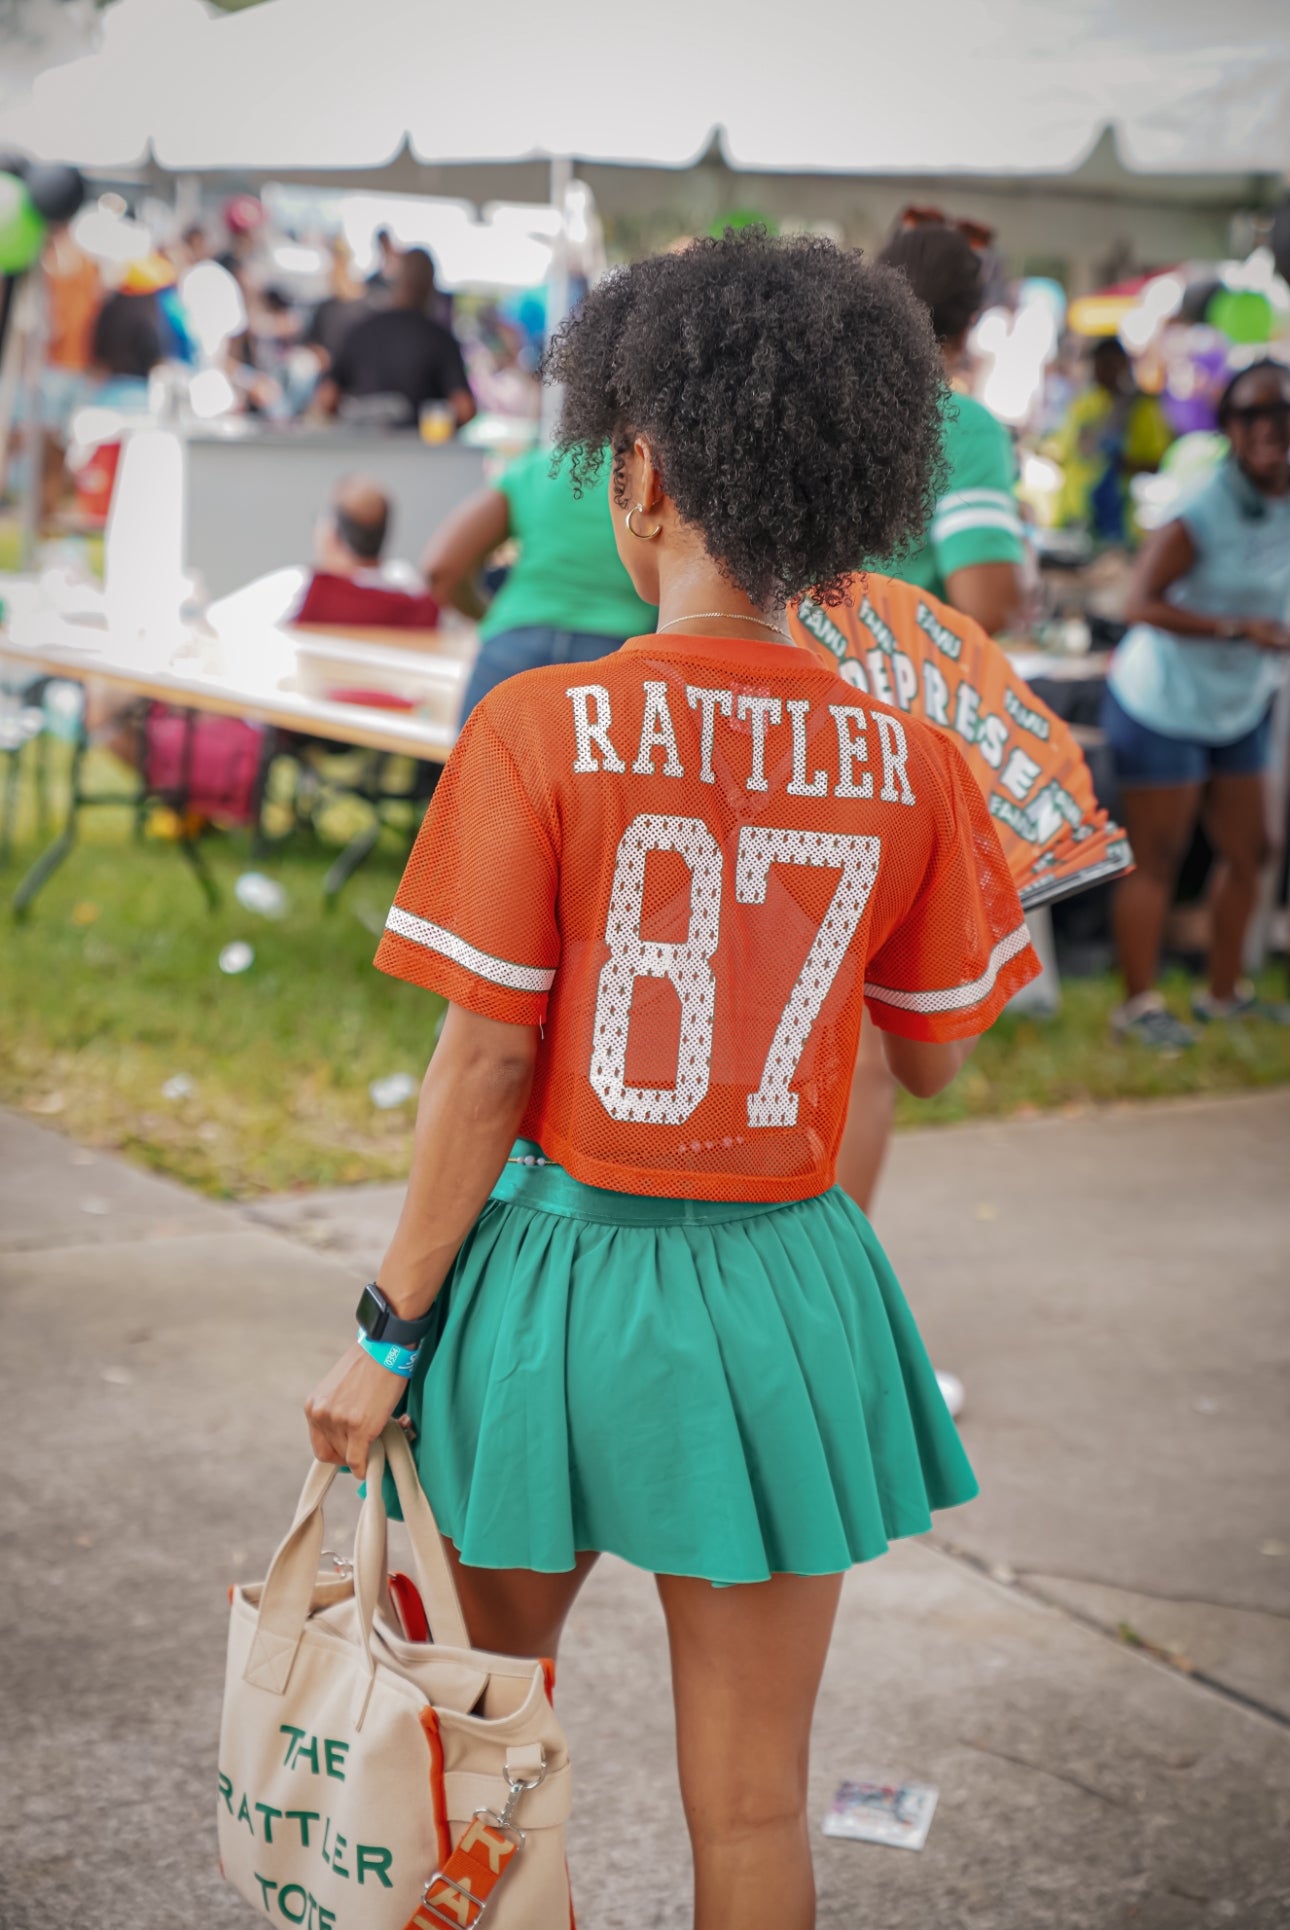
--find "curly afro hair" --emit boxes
[545,228,946,609]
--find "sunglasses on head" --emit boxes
[1227,400,1290,428]
[897,205,995,252]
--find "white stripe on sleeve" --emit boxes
[865,922,1032,1015]
[385,906,556,993]
[932,507,1024,543]
[934,488,1020,518]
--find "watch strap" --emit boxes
[357,1330,419,1378]
[355,1280,437,1348]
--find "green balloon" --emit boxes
[709,210,780,239]
[0,171,45,274]
[1205,287,1274,347]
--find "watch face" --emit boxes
[356,1282,387,1338]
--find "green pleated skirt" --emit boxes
[389,1142,977,1585]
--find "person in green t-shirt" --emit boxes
[846,223,1028,1428]
[874,223,1027,638]
[422,442,655,722]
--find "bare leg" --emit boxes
[440,1542,599,1660]
[834,1015,896,1214]
[1202,772,1272,1001]
[1111,782,1201,999]
[657,1570,844,1930]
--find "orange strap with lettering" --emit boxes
[404,1811,522,1929]
[407,1622,565,1928]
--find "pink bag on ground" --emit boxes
[144,704,265,823]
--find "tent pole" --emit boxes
[174,172,201,232]
[17,270,47,570]
[540,154,573,442]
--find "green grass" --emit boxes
[2,750,1289,1198]
[903,971,1290,1128]
[1,749,443,1196]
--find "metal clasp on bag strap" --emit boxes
[492,1759,547,1837]
[319,1549,353,1578]
[417,1763,547,1928]
[418,1871,489,1929]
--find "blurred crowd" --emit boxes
[23,192,557,519]
[63,221,471,419]
[6,201,1289,1058]
[28,191,1289,583]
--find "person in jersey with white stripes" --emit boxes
[305,229,1040,1930]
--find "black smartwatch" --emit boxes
[355,1281,437,1348]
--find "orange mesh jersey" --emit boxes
[376,633,1040,1201]
[790,575,1132,910]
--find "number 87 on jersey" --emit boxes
[591,813,881,1132]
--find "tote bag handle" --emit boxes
[243,1427,470,1698]
[242,1454,349,1695]
[379,1424,470,1651]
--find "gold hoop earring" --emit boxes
[625,503,662,541]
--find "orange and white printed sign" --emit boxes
[791,575,1131,910]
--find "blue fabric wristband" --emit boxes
[356,1328,420,1378]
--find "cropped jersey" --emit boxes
[375,633,1039,1201]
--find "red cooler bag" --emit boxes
[144,705,264,823]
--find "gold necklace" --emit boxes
[656,611,794,645]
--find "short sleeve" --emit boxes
[330,328,357,393]
[374,707,559,1025]
[1175,468,1225,558]
[303,300,331,351]
[865,736,1040,1042]
[448,337,470,392]
[495,448,542,526]
[431,326,470,398]
[930,404,1026,579]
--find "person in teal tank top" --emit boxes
[305,232,1039,1930]
[1102,360,1290,1052]
[421,441,655,721]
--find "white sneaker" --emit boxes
[936,1370,965,1419]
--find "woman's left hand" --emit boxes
[305,1342,408,1478]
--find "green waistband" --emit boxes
[489,1141,807,1227]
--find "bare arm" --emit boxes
[420,485,510,617]
[879,1031,975,1098]
[943,560,1027,638]
[376,1004,537,1316]
[449,385,478,428]
[1126,520,1290,649]
[305,1003,538,1474]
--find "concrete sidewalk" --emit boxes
[3,1094,1289,1929]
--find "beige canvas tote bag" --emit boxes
[218,1425,573,1928]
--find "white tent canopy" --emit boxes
[2,0,1288,179]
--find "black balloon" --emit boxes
[25,162,85,224]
